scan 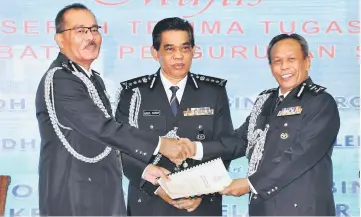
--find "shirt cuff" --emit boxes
[192,142,203,160]
[248,178,258,194]
[154,187,160,195]
[141,164,151,180]
[154,137,161,155]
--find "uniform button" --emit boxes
[253,195,258,199]
[284,123,288,127]
[143,152,147,156]
[115,150,120,155]
[136,149,138,153]
[267,191,271,194]
[140,151,143,155]
[280,132,288,139]
[294,204,298,207]
[271,189,275,192]
[210,198,213,202]
[275,187,278,190]
[150,125,154,129]
[138,198,142,203]
[88,178,91,182]
[198,125,202,129]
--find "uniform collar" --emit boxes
[159,69,188,92]
[78,65,93,77]
[294,77,317,98]
[278,89,291,98]
[278,77,313,99]
[56,52,93,77]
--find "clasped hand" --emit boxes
[143,138,196,185]
[157,187,202,212]
[219,178,250,197]
[159,137,197,165]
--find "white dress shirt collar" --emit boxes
[278,88,291,98]
[76,64,93,78]
[159,70,188,102]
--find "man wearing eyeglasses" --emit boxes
[35,3,191,216]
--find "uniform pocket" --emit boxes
[179,116,214,141]
[272,121,300,158]
[138,116,166,132]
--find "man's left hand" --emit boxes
[172,197,202,212]
[143,164,170,185]
[219,178,250,197]
[156,187,175,205]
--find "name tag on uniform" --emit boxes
[183,107,214,116]
[277,106,303,116]
[143,110,161,116]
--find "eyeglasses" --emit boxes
[58,25,101,36]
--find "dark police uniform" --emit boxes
[115,69,234,216]
[201,77,340,216]
[35,52,159,216]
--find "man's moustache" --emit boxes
[84,42,97,49]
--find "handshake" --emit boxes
[142,138,252,212]
[142,137,196,186]
[158,137,197,165]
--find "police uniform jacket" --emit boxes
[115,69,234,216]
[35,52,159,216]
[201,77,340,216]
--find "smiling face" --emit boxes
[151,30,194,82]
[269,38,310,94]
[55,9,102,69]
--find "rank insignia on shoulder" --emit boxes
[296,82,326,98]
[277,106,303,116]
[190,73,227,87]
[183,107,214,116]
[307,83,326,94]
[120,74,154,90]
[260,88,277,95]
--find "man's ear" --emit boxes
[54,33,64,49]
[151,46,159,61]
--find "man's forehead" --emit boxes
[160,31,189,44]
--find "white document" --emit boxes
[157,158,232,199]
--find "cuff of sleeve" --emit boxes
[248,178,258,194]
[154,137,161,155]
[192,142,203,160]
[154,187,160,195]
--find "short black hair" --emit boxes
[55,3,94,33]
[267,33,309,64]
[152,17,195,51]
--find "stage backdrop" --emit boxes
[0,0,359,216]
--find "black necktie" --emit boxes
[169,86,180,116]
[274,95,284,111]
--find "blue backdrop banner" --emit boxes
[0,0,359,216]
